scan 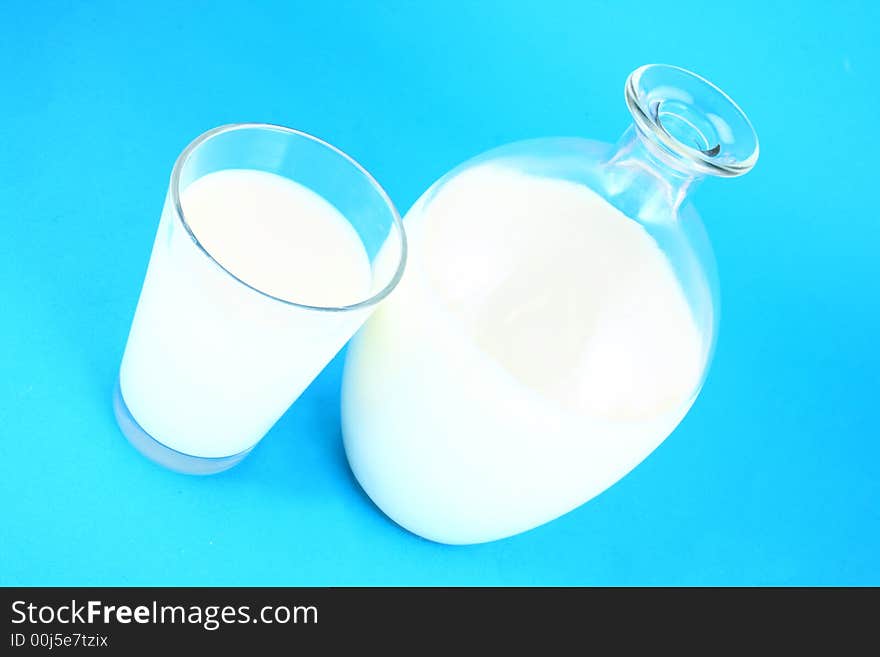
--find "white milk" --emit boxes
[121,169,372,458]
[342,164,709,544]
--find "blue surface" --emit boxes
[2,1,878,586]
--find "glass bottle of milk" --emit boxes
[341,64,760,544]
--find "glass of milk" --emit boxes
[115,124,406,474]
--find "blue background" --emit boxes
[2,1,878,586]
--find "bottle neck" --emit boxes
[600,125,702,223]
[603,64,760,223]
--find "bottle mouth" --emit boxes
[625,64,759,177]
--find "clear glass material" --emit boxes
[116,124,406,474]
[342,65,759,544]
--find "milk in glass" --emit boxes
[121,169,372,458]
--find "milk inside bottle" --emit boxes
[342,161,710,544]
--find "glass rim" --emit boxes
[169,122,407,313]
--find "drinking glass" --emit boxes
[115,124,406,474]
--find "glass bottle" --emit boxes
[341,65,759,544]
